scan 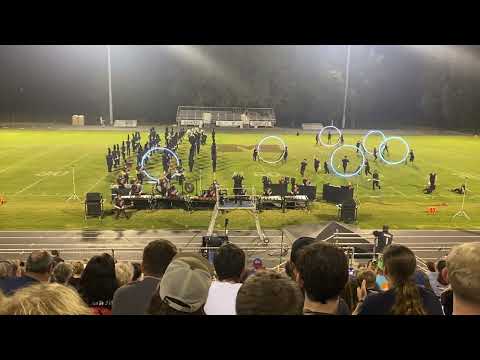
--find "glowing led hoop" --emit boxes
[318,125,343,148]
[362,130,386,155]
[378,136,410,165]
[141,147,180,182]
[257,136,286,165]
[329,144,366,178]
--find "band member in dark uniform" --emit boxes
[121,143,126,163]
[373,147,378,161]
[253,146,258,161]
[373,225,393,255]
[356,140,361,153]
[114,194,129,219]
[424,173,437,194]
[327,131,332,144]
[451,184,466,195]
[167,184,178,199]
[341,156,350,173]
[136,166,144,184]
[364,159,372,176]
[300,159,307,177]
[130,180,142,196]
[211,142,217,173]
[340,134,344,145]
[382,142,389,156]
[212,128,216,143]
[408,149,415,164]
[314,156,320,173]
[291,184,300,196]
[324,160,330,174]
[264,187,273,196]
[126,138,131,156]
[283,146,288,163]
[232,172,244,204]
[106,153,113,172]
[316,133,319,145]
[372,169,381,190]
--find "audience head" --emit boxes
[148,253,214,315]
[79,253,117,307]
[296,242,349,305]
[0,283,91,315]
[115,262,134,287]
[426,261,436,272]
[357,270,377,290]
[436,259,448,286]
[142,240,177,277]
[131,262,142,281]
[236,270,303,315]
[50,262,73,285]
[72,261,84,278]
[213,243,245,282]
[447,243,480,315]
[287,237,316,280]
[26,251,54,280]
[383,244,426,315]
[0,261,14,279]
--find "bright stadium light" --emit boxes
[107,45,113,126]
[341,45,351,129]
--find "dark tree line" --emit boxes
[0,45,479,129]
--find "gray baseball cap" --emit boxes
[159,252,214,313]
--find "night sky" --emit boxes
[0,45,479,129]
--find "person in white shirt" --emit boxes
[204,243,245,315]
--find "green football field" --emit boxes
[1,127,479,230]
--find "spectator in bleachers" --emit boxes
[446,242,480,315]
[356,270,379,295]
[115,262,134,288]
[341,278,359,313]
[50,262,73,285]
[0,283,91,315]
[427,259,449,298]
[113,240,177,315]
[205,243,245,315]
[79,253,117,315]
[0,261,15,279]
[356,245,443,315]
[0,251,54,296]
[51,250,64,266]
[295,242,350,315]
[68,261,84,292]
[147,253,214,315]
[132,262,142,281]
[236,270,303,315]
[286,237,316,281]
[440,286,453,316]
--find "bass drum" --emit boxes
[184,182,195,194]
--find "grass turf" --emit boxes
[0,128,479,230]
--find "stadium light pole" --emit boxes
[107,45,114,126]
[341,45,351,129]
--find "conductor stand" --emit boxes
[452,178,471,221]
[66,167,80,201]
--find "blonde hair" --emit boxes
[0,283,91,315]
[115,262,134,287]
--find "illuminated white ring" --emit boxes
[362,130,386,155]
[329,144,366,178]
[140,147,180,182]
[318,125,342,148]
[257,136,286,165]
[378,136,410,165]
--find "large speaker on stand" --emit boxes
[85,192,104,219]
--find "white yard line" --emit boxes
[85,174,109,193]
[10,153,91,195]
[14,178,45,195]
[0,146,67,175]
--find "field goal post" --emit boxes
[176,106,276,128]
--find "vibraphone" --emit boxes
[259,195,309,210]
[119,195,216,210]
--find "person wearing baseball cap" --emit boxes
[147,252,214,315]
[447,242,480,315]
